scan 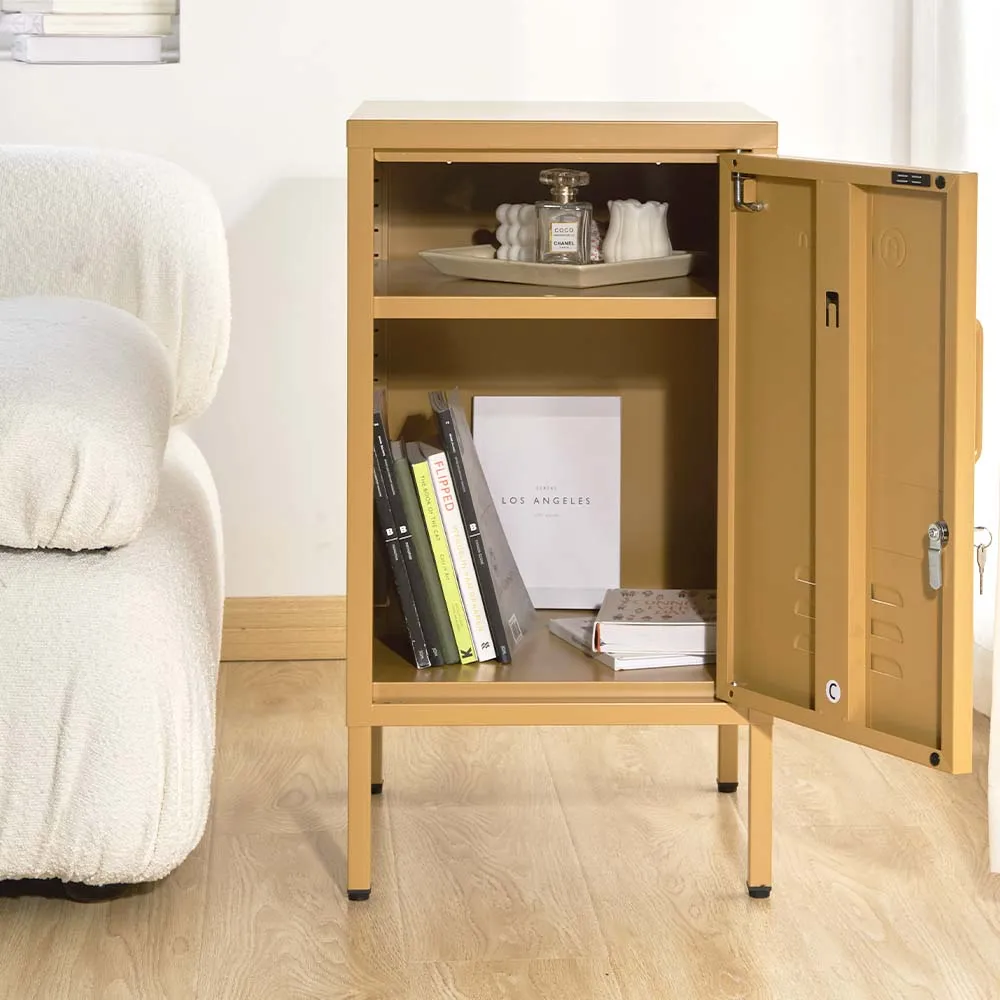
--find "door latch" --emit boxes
[928,521,950,591]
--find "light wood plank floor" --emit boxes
[1,661,997,999]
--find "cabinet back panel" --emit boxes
[733,178,817,708]
[382,162,719,266]
[382,318,717,591]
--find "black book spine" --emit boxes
[372,413,445,666]
[373,452,430,668]
[434,403,511,664]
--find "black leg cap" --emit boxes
[747,884,772,900]
[64,882,129,903]
[717,781,739,793]
[348,888,372,902]
[371,782,384,795]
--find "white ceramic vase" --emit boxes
[603,199,673,263]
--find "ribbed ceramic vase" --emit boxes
[604,199,673,262]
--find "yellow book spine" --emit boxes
[413,459,476,664]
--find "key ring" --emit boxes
[975,526,993,549]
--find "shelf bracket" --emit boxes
[733,173,767,213]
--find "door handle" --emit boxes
[928,521,950,591]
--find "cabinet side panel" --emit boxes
[867,190,946,747]
[346,147,376,724]
[733,178,816,707]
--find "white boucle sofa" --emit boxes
[0,147,230,895]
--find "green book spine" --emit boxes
[410,446,477,665]
[393,444,460,665]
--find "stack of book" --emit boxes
[2,0,178,64]
[549,588,717,671]
[373,388,536,668]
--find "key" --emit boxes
[974,526,992,596]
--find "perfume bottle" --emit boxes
[535,168,592,264]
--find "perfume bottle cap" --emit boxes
[539,168,590,203]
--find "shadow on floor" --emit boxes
[0,879,151,901]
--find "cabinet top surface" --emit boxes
[350,100,774,124]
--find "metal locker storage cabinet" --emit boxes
[344,103,979,903]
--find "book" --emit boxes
[373,391,444,667]
[373,455,430,669]
[431,389,535,664]
[549,616,714,671]
[2,0,177,11]
[1,11,172,32]
[424,442,495,662]
[594,589,717,656]
[409,442,477,665]
[11,33,162,61]
[392,441,460,665]
[473,395,621,609]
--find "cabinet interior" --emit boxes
[377,317,718,609]
[378,161,720,270]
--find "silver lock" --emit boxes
[928,521,950,591]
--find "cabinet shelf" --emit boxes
[372,612,717,706]
[373,259,717,321]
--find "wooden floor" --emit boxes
[1,661,997,999]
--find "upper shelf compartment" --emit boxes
[372,160,720,321]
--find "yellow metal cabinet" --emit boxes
[344,103,980,902]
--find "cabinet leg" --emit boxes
[371,726,384,795]
[347,726,373,901]
[747,711,773,899]
[717,725,739,793]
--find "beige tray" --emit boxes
[418,245,695,289]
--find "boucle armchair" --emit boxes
[0,146,230,897]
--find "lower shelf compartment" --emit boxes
[372,613,718,706]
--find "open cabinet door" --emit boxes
[717,153,978,773]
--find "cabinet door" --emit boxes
[717,154,978,773]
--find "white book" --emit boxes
[2,0,177,11]
[11,32,161,61]
[473,395,621,609]
[426,445,496,662]
[594,589,717,656]
[1,11,173,33]
[549,617,714,671]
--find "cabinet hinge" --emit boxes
[733,172,767,213]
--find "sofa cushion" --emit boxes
[0,296,173,551]
[0,146,231,423]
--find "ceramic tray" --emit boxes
[418,245,695,289]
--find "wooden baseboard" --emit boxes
[222,596,345,662]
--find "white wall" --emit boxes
[0,0,911,596]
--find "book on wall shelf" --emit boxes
[1,0,177,11]
[10,32,161,61]
[1,0,178,63]
[373,388,536,669]
[0,10,172,31]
